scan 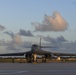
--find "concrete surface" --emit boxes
[0,63,76,75]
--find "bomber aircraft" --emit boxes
[0,38,76,63]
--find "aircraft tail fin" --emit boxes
[40,38,41,49]
[39,38,56,48]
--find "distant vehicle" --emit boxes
[0,38,76,63]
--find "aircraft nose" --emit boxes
[32,49,35,53]
[32,49,37,53]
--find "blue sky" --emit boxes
[0,0,76,41]
[0,1,75,28]
[0,0,76,52]
[0,0,76,42]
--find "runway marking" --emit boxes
[0,70,28,74]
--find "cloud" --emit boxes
[32,11,68,32]
[4,31,22,44]
[41,36,76,53]
[4,31,14,39]
[42,36,67,46]
[0,38,22,52]
[74,30,76,31]
[0,38,32,53]
[56,36,67,43]
[14,34,22,44]
[6,44,21,51]
[19,29,33,36]
[0,34,76,53]
[0,24,6,31]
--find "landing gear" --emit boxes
[42,54,51,62]
[26,54,32,63]
[26,54,51,63]
[26,54,37,63]
[33,54,37,62]
[42,57,46,62]
[42,55,46,62]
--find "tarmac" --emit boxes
[0,62,76,75]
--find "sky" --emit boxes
[0,0,76,53]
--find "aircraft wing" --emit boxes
[41,46,56,48]
[0,51,31,56]
[52,52,76,56]
[34,50,51,55]
[36,49,76,56]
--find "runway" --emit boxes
[0,63,76,75]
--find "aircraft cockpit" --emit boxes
[31,44,41,52]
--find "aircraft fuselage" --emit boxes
[25,44,51,62]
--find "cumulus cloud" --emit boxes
[0,34,76,53]
[0,24,6,31]
[4,31,22,44]
[0,37,22,52]
[41,36,67,46]
[4,31,14,39]
[19,29,33,36]
[41,36,76,53]
[14,34,22,44]
[6,44,20,51]
[32,11,68,32]
[0,38,32,53]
